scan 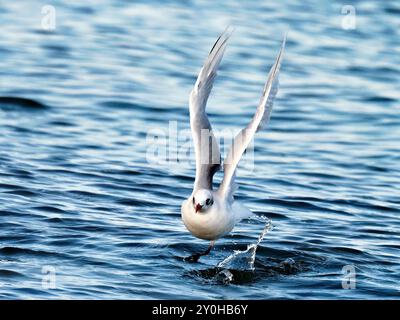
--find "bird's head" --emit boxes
[192,189,214,213]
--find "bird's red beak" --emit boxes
[195,203,202,213]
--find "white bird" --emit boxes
[181,28,286,261]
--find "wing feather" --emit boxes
[218,35,286,199]
[190,28,233,192]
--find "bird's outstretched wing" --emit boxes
[190,28,233,192]
[218,35,286,200]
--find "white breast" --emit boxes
[181,198,235,241]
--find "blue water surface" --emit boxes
[0,0,399,299]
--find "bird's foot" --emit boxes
[184,253,203,263]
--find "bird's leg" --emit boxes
[203,240,215,255]
[185,241,215,263]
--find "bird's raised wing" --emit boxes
[218,36,286,200]
[190,28,233,192]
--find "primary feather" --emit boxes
[190,28,233,192]
[218,35,286,200]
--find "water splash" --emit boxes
[218,218,273,271]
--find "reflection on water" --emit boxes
[0,0,399,299]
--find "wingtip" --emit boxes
[219,25,235,43]
[208,26,234,55]
[281,32,288,49]
[275,32,287,62]
[224,25,235,37]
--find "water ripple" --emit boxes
[0,0,399,299]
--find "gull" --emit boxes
[181,28,286,262]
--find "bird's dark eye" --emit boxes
[206,199,211,205]
[192,197,195,204]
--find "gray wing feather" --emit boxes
[190,28,233,192]
[218,35,286,200]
